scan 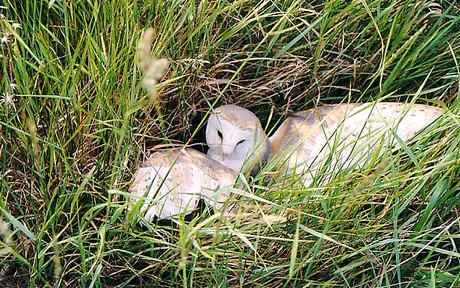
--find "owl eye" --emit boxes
[236,139,245,146]
[217,130,223,139]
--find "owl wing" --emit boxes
[269,103,355,165]
[269,102,443,186]
[130,148,238,220]
[350,102,444,139]
[319,102,444,169]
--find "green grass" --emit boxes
[1,0,460,286]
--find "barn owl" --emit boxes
[206,102,444,186]
[206,104,270,174]
[130,148,237,220]
[131,102,444,220]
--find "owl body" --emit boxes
[268,103,444,185]
[130,148,237,220]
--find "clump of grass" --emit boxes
[1,0,460,286]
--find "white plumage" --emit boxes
[206,105,270,174]
[131,102,444,220]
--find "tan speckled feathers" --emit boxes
[270,102,444,157]
[130,148,237,220]
[214,104,263,131]
[268,102,444,185]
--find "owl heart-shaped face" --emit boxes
[206,105,269,173]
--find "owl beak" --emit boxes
[221,145,234,157]
[219,153,228,162]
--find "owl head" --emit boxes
[206,105,269,174]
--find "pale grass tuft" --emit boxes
[53,235,62,280]
[0,219,12,256]
[25,116,40,157]
[138,27,169,101]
